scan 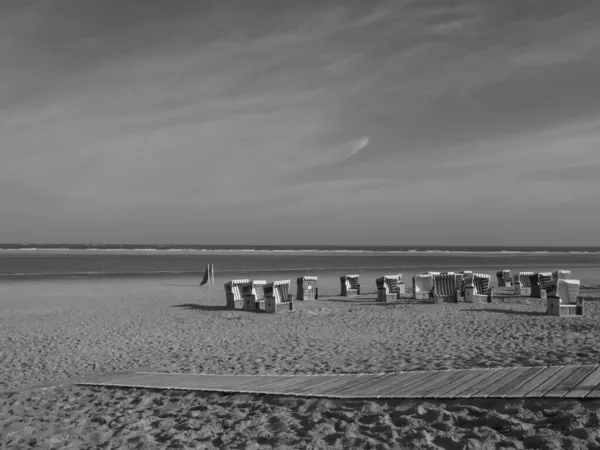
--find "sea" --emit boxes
[1,244,600,294]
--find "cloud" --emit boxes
[1,0,600,244]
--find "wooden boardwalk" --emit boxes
[75,364,600,400]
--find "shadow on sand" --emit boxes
[172,303,230,312]
[465,308,545,316]
[317,298,427,306]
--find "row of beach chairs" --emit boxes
[224,277,318,313]
[224,269,583,316]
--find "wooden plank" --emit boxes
[394,370,456,398]
[343,372,417,398]
[435,369,501,399]
[454,367,517,398]
[222,375,299,391]
[488,366,547,398]
[255,376,321,393]
[406,370,470,398]
[429,369,490,399]
[234,376,299,393]
[292,375,370,395]
[371,371,441,398]
[587,383,600,399]
[564,365,600,399]
[279,375,358,394]
[504,366,563,398]
[379,371,441,397]
[274,376,334,393]
[322,373,395,397]
[524,365,580,398]
[78,373,188,388]
[416,370,473,398]
[282,375,350,395]
[544,365,599,398]
[470,367,531,398]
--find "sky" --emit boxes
[1,0,600,246]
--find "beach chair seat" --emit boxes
[513,272,533,295]
[376,274,403,302]
[224,279,250,309]
[297,276,318,301]
[496,269,512,287]
[546,279,583,316]
[465,273,492,303]
[242,280,267,311]
[340,274,360,296]
[264,280,293,313]
[412,274,434,300]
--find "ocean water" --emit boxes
[1,245,599,294]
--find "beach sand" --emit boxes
[1,277,600,449]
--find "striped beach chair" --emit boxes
[513,272,534,295]
[297,276,318,301]
[264,280,293,313]
[431,272,460,303]
[465,273,492,303]
[340,274,360,296]
[530,272,552,298]
[496,270,512,287]
[413,274,434,300]
[242,280,267,311]
[225,279,250,309]
[546,279,583,316]
[376,274,403,302]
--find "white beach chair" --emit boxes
[297,276,318,301]
[242,280,267,311]
[340,274,360,296]
[546,270,572,297]
[513,272,534,295]
[546,279,583,316]
[496,270,512,287]
[413,274,434,300]
[376,274,403,302]
[264,280,293,313]
[465,273,492,303]
[225,279,250,309]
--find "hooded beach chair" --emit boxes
[431,272,460,303]
[297,276,318,301]
[545,270,572,297]
[496,270,512,287]
[530,272,552,298]
[225,279,251,309]
[464,273,492,303]
[513,272,534,295]
[340,274,360,296]
[264,280,293,313]
[376,274,403,302]
[546,279,583,316]
[242,280,267,311]
[412,274,434,300]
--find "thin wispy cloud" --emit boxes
[1,0,600,244]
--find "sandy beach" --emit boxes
[2,277,600,449]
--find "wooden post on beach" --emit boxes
[210,264,215,287]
